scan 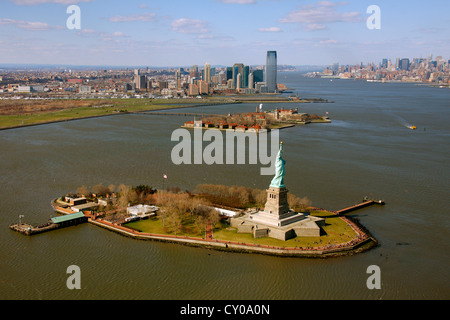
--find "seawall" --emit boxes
[88,217,377,258]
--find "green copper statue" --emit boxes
[270,142,286,188]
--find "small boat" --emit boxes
[410,126,417,130]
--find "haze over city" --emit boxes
[0,0,449,67]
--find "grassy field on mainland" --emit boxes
[0,97,234,129]
[125,210,358,249]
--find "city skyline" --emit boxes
[0,0,449,67]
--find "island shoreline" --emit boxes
[83,206,379,259]
[88,217,378,259]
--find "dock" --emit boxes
[9,212,88,236]
[336,199,385,216]
[9,222,60,236]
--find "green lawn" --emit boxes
[214,211,357,248]
[125,210,359,248]
[125,216,205,238]
[0,97,233,129]
[0,101,181,128]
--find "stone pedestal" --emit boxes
[264,187,290,217]
[231,186,324,240]
[229,143,324,241]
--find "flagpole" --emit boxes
[163,174,167,192]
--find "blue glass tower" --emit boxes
[265,51,277,93]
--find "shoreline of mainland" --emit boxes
[0,96,331,131]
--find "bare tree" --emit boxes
[107,184,116,194]
[76,185,90,197]
[166,206,183,235]
[206,208,220,229]
[194,215,207,236]
[251,188,267,207]
[288,193,312,211]
[154,191,172,227]
[92,184,108,197]
[117,184,138,209]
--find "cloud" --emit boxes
[319,39,338,44]
[109,13,157,23]
[413,27,446,34]
[171,18,210,34]
[258,27,282,32]
[76,28,130,41]
[8,0,94,5]
[197,34,234,41]
[304,23,327,31]
[77,28,96,35]
[0,18,59,30]
[112,31,127,37]
[279,1,361,30]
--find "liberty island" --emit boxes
[10,141,380,257]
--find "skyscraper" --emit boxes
[134,69,146,91]
[190,65,199,78]
[243,66,249,88]
[204,62,211,83]
[226,67,233,81]
[400,58,410,71]
[233,63,244,89]
[253,69,264,83]
[248,72,254,89]
[236,73,242,91]
[265,51,277,93]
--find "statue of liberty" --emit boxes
[270,142,286,189]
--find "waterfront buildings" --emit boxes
[2,51,448,98]
[317,54,449,83]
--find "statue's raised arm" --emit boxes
[270,142,286,189]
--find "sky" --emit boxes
[0,0,449,67]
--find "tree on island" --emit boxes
[287,193,312,212]
[117,184,138,209]
[194,183,311,212]
[91,184,111,198]
[76,185,90,197]
[165,205,184,235]
[194,184,266,209]
[152,190,220,236]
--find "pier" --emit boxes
[9,212,88,236]
[9,222,60,236]
[336,199,385,216]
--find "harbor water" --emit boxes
[0,73,449,300]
